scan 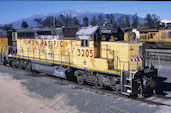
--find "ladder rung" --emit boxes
[108,64,114,65]
[124,85,132,88]
[126,78,131,81]
[130,70,138,74]
[122,92,130,96]
[127,89,132,93]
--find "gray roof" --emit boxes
[76,26,99,40]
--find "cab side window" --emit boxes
[168,31,171,38]
[150,33,153,39]
[12,33,16,41]
[81,40,89,47]
[162,32,167,39]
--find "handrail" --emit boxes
[103,44,142,72]
[4,45,142,74]
[12,46,76,65]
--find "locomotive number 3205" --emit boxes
[78,49,93,57]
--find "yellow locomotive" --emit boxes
[0,29,8,55]
[124,28,171,49]
[139,28,171,48]
[1,26,157,96]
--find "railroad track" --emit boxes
[31,72,171,106]
[1,64,171,107]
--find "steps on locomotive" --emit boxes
[107,58,114,69]
[121,71,137,95]
[124,84,132,88]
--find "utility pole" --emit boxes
[53,16,55,27]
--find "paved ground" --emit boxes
[0,65,171,113]
[153,60,171,97]
[0,73,58,113]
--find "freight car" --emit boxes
[1,26,157,96]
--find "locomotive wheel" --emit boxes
[2,60,7,65]
[95,78,103,89]
[18,61,23,69]
[111,86,116,91]
[7,60,12,67]
[76,75,84,85]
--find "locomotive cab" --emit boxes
[76,26,157,96]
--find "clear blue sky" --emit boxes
[0,1,171,24]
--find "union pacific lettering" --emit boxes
[40,40,62,47]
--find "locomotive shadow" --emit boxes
[154,76,171,96]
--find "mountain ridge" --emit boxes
[8,10,146,28]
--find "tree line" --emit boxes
[0,13,161,30]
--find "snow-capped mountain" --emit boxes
[10,10,145,28]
